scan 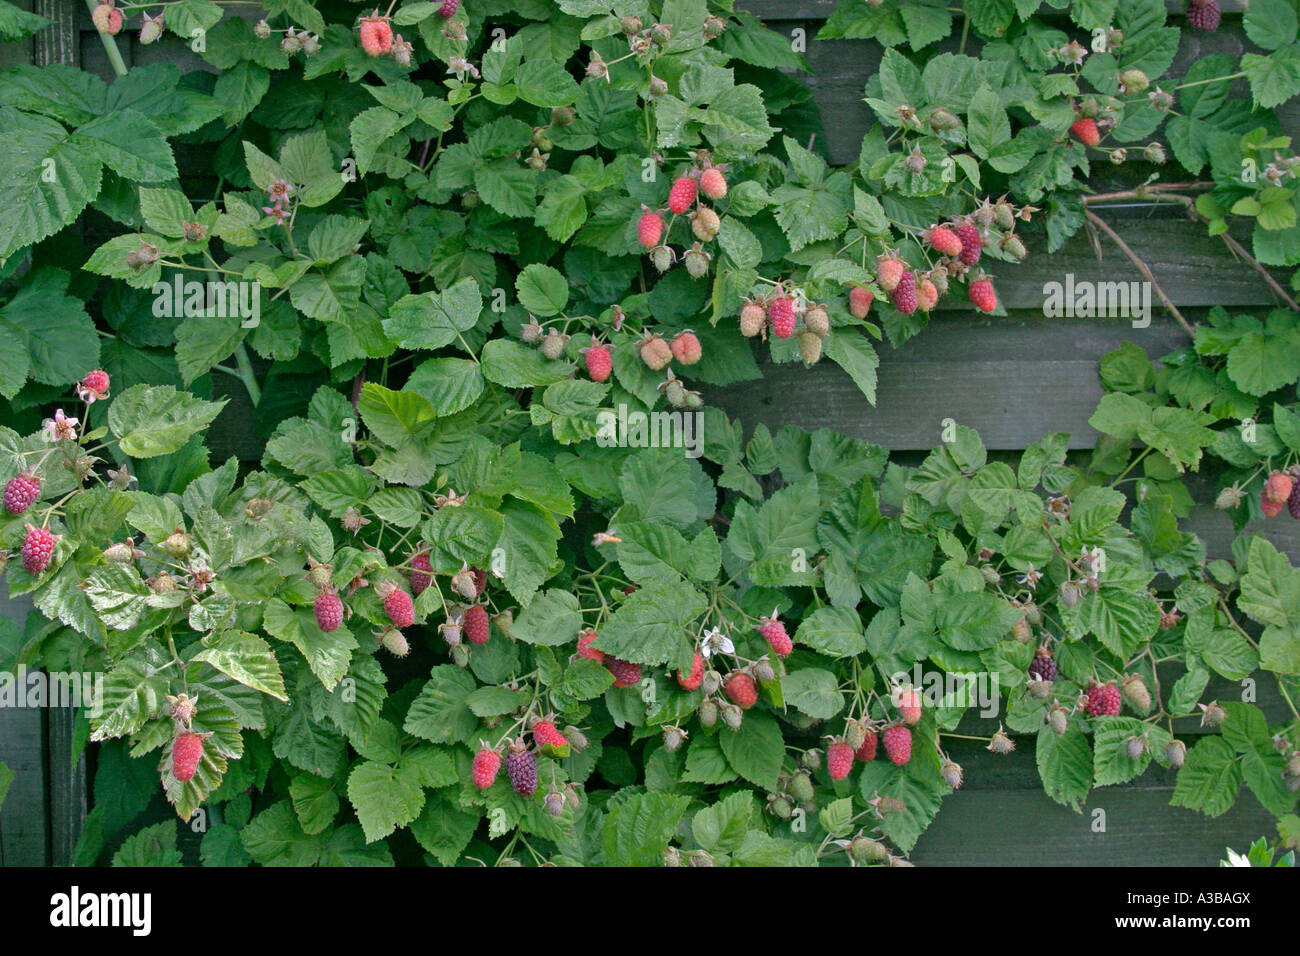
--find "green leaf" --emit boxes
[1036,725,1092,810]
[1244,0,1299,52]
[410,796,479,866]
[515,263,569,317]
[0,269,98,394]
[794,606,868,656]
[510,589,581,646]
[781,668,844,719]
[241,802,320,866]
[108,384,226,458]
[718,709,784,791]
[289,774,340,836]
[589,579,705,669]
[347,760,426,843]
[691,790,757,854]
[191,630,288,701]
[404,665,480,745]
[496,499,562,605]
[421,505,503,571]
[822,332,879,405]
[0,105,102,257]
[1171,736,1242,818]
[112,821,183,867]
[599,792,690,866]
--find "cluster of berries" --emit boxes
[1260,469,1300,519]
[6,371,115,575]
[835,203,1030,326]
[525,320,705,409]
[885,211,1013,315]
[824,713,917,785]
[1215,469,1300,520]
[738,289,831,365]
[636,160,728,278]
[472,727,586,813]
[94,2,166,46]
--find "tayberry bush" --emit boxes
[0,0,1298,865]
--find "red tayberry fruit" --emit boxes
[607,656,642,688]
[410,552,433,596]
[439,0,461,17]
[172,733,204,782]
[532,720,569,756]
[358,13,394,56]
[677,651,704,691]
[855,727,878,762]
[927,225,964,257]
[758,616,792,656]
[890,270,917,314]
[876,255,905,292]
[768,296,797,338]
[669,330,702,365]
[81,369,110,397]
[916,277,939,313]
[314,588,344,633]
[21,525,57,574]
[955,222,984,265]
[472,748,501,789]
[92,2,123,35]
[1070,117,1101,147]
[577,629,604,664]
[882,725,912,766]
[463,603,490,645]
[827,742,854,780]
[637,211,664,249]
[1085,681,1122,717]
[848,285,874,319]
[700,167,728,199]
[896,687,922,725]
[1264,471,1294,505]
[968,277,998,313]
[584,342,613,382]
[4,473,41,515]
[383,586,415,628]
[667,176,697,215]
[724,672,758,710]
[1263,490,1285,518]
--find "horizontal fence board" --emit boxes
[711,314,1189,451]
[941,217,1284,311]
[740,0,1252,24]
[909,746,1275,866]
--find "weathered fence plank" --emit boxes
[711,314,1190,450]
[741,0,1251,22]
[910,746,1276,866]
[0,594,46,867]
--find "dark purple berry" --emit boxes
[505,745,538,797]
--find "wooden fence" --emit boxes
[0,0,1294,866]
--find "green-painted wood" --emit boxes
[909,745,1277,867]
[0,594,47,867]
